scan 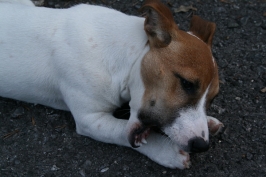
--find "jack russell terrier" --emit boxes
[0,0,224,169]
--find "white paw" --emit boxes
[135,133,191,169]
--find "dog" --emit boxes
[0,0,224,169]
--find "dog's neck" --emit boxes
[105,17,150,104]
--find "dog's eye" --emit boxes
[180,78,195,93]
[173,72,198,94]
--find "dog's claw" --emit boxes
[141,138,147,144]
[134,141,144,147]
[134,137,147,147]
[132,127,150,147]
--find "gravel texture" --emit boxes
[1,0,266,176]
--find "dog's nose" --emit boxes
[188,137,209,153]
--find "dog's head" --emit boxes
[127,0,219,153]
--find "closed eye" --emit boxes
[180,78,194,92]
[173,72,199,95]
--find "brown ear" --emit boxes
[141,0,176,48]
[189,15,216,47]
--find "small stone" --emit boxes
[254,21,262,27]
[79,169,86,177]
[134,5,141,9]
[235,97,241,101]
[211,104,226,114]
[246,127,251,132]
[240,16,250,26]
[100,167,109,173]
[83,160,92,167]
[233,5,240,9]
[47,1,54,6]
[215,7,226,13]
[261,87,266,93]
[228,20,239,28]
[51,165,60,171]
[32,0,44,6]
[123,165,129,171]
[11,107,25,118]
[15,160,20,165]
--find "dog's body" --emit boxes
[0,0,223,169]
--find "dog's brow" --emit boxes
[173,72,199,86]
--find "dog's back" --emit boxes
[0,1,147,110]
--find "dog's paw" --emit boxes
[207,116,224,136]
[135,133,191,169]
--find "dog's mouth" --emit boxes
[112,102,166,148]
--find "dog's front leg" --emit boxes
[74,112,130,147]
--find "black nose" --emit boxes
[188,137,209,153]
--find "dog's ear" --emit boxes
[141,0,176,48]
[189,15,216,47]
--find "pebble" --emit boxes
[211,104,226,114]
[100,167,109,173]
[240,16,250,26]
[123,165,129,171]
[83,160,92,167]
[51,164,60,171]
[235,97,241,101]
[261,87,266,93]
[14,160,20,165]
[47,1,54,7]
[228,20,239,28]
[79,169,86,177]
[32,0,44,6]
[134,5,141,9]
[215,7,226,13]
[11,107,25,118]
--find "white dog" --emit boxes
[0,0,224,169]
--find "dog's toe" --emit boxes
[180,150,191,169]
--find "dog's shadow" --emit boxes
[113,102,130,120]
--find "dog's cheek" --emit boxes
[163,109,209,151]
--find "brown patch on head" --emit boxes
[138,1,219,128]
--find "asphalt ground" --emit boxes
[0,0,266,176]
